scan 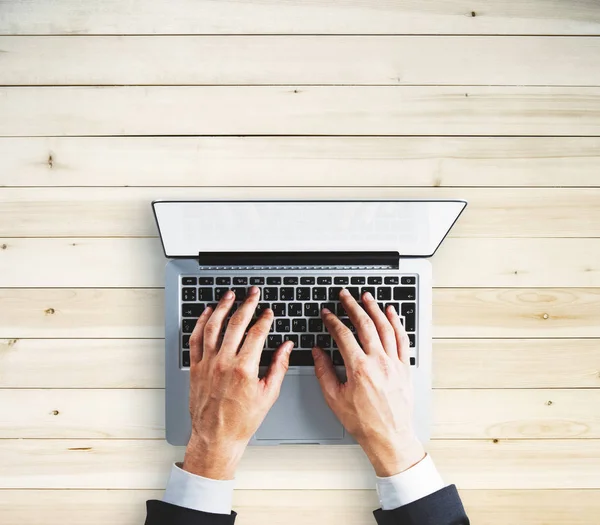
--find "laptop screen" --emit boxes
[152,200,467,259]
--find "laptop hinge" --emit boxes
[197,251,399,269]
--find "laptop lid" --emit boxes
[152,200,467,259]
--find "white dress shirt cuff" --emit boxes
[163,463,234,515]
[376,454,446,511]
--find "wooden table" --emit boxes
[1,2,599,523]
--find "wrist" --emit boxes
[362,435,426,477]
[183,434,246,480]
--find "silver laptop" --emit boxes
[153,200,467,446]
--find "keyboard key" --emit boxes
[336,303,347,316]
[309,318,323,332]
[292,318,307,332]
[329,287,343,301]
[384,276,399,285]
[316,334,331,348]
[232,287,247,300]
[267,335,283,348]
[378,302,384,311]
[267,277,282,285]
[385,302,400,314]
[260,349,276,365]
[214,287,230,300]
[402,303,416,332]
[300,277,315,285]
[182,351,190,367]
[280,287,294,300]
[197,287,213,301]
[351,276,365,285]
[296,287,310,300]
[394,287,416,300]
[301,334,315,348]
[199,277,214,285]
[182,303,204,317]
[283,277,298,285]
[289,351,314,366]
[233,277,248,285]
[272,303,286,317]
[332,350,344,366]
[283,334,299,346]
[312,287,327,300]
[182,319,196,333]
[368,276,382,284]
[275,319,290,332]
[321,302,336,313]
[401,276,416,285]
[410,357,416,366]
[401,303,416,316]
[182,277,197,285]
[304,303,320,317]
[408,334,415,347]
[347,287,360,299]
[216,277,231,285]
[182,335,190,349]
[361,286,376,298]
[334,277,349,285]
[288,303,303,317]
[182,287,196,302]
[263,287,278,301]
[317,277,332,285]
[377,287,392,300]
[250,277,265,285]
[256,303,270,316]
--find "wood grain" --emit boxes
[1,439,599,489]
[2,389,598,439]
[2,187,600,238]
[2,0,600,35]
[2,338,598,389]
[2,237,599,288]
[3,36,600,86]
[3,86,600,137]
[1,288,599,339]
[3,136,600,188]
[1,489,599,525]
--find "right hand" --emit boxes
[312,288,425,477]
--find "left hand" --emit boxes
[183,286,293,479]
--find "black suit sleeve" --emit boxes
[145,500,236,525]
[373,485,469,525]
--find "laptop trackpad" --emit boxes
[256,374,344,441]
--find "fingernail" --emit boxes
[364,291,374,301]
[321,307,331,314]
[339,288,350,297]
[388,304,398,315]
[286,341,294,352]
[248,286,260,295]
[224,290,234,299]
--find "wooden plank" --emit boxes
[2,187,600,238]
[1,489,599,525]
[1,238,599,288]
[2,0,600,35]
[3,86,600,137]
[1,288,599,339]
[1,439,599,489]
[3,36,600,86]
[2,389,598,439]
[2,338,599,389]
[3,136,600,188]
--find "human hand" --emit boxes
[183,286,293,479]
[312,289,425,477]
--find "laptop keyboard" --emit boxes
[180,274,418,368]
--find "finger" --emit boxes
[220,286,261,356]
[311,346,340,401]
[239,308,274,367]
[262,340,293,398]
[338,288,384,354]
[361,292,397,357]
[203,290,236,357]
[321,307,363,367]
[386,305,410,364]
[189,306,212,364]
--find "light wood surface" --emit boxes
[1,2,599,523]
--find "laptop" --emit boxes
[152,199,467,446]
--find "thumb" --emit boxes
[263,341,293,397]
[312,346,339,400]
